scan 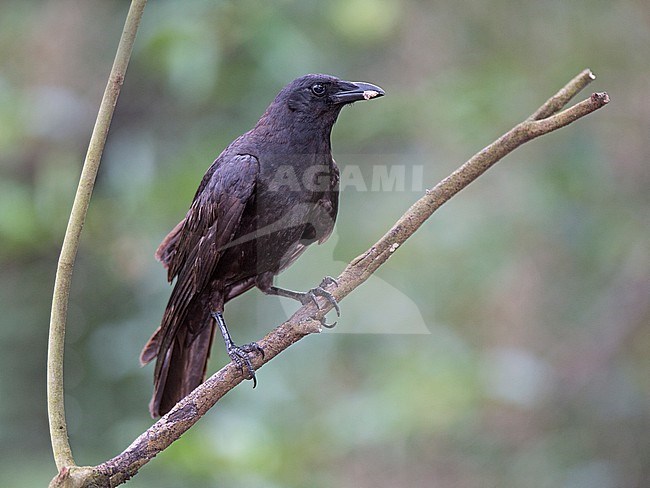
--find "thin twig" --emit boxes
[80,73,608,488]
[47,0,147,475]
[528,68,595,121]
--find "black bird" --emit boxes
[140,74,384,417]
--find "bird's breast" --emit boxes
[217,154,338,281]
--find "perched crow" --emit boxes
[141,74,384,417]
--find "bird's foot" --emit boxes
[300,276,341,316]
[212,310,264,388]
[226,341,264,388]
[266,276,341,328]
[300,276,340,329]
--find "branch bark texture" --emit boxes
[47,0,147,476]
[50,69,608,487]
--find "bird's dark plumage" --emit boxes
[141,74,384,417]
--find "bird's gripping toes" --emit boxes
[266,276,341,328]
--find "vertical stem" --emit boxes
[47,0,147,471]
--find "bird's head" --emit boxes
[269,74,385,126]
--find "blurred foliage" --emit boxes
[1,0,649,487]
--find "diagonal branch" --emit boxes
[47,0,147,475]
[63,72,608,487]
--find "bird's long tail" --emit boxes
[140,304,215,418]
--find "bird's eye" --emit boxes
[311,83,326,97]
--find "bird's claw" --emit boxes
[265,277,340,328]
[320,316,337,329]
[320,276,339,288]
[301,276,341,317]
[227,342,264,388]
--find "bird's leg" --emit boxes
[211,311,264,387]
[265,276,340,328]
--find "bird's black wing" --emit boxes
[143,154,259,371]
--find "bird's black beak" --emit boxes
[330,81,385,104]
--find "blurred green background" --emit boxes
[1,0,649,486]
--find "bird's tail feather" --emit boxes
[146,310,216,418]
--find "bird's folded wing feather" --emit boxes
[152,154,259,375]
